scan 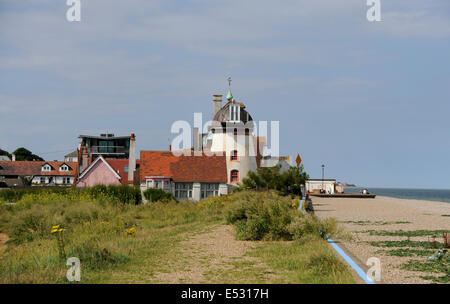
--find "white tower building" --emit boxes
[208,88,259,185]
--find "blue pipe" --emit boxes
[298,198,375,284]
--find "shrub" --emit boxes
[225,192,298,240]
[307,253,348,276]
[288,215,340,241]
[69,239,130,270]
[143,188,176,203]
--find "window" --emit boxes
[60,165,69,172]
[231,170,239,183]
[230,150,238,161]
[175,183,193,199]
[40,177,46,184]
[229,104,240,122]
[148,179,170,190]
[201,183,219,199]
[42,164,51,172]
[245,129,250,136]
[233,128,238,136]
[63,177,71,184]
[153,180,162,189]
[124,165,129,173]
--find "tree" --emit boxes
[242,164,309,197]
[12,147,44,161]
[0,149,11,159]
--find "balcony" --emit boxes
[87,146,129,154]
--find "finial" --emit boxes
[226,77,233,101]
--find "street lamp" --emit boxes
[321,164,325,193]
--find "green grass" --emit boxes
[365,230,449,237]
[0,190,355,284]
[375,248,434,257]
[246,239,355,284]
[369,240,443,249]
[442,215,450,217]
[342,221,410,226]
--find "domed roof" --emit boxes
[213,101,253,125]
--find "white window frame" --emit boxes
[229,104,240,122]
[42,165,51,172]
[60,165,69,172]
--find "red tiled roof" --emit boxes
[140,151,227,183]
[0,161,77,177]
[105,159,140,185]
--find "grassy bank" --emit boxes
[0,190,354,283]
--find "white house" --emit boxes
[306,179,337,194]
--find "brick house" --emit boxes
[139,151,228,201]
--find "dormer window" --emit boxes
[229,104,240,122]
[42,164,51,172]
[59,164,69,172]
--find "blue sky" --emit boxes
[1,0,449,188]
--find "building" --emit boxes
[0,160,77,187]
[139,151,228,201]
[77,133,137,185]
[0,155,11,161]
[78,133,132,172]
[64,150,78,162]
[306,179,337,194]
[31,161,77,186]
[200,90,286,185]
[76,156,140,187]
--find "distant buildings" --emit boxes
[1,87,293,199]
[64,150,78,162]
[306,179,338,194]
[0,161,77,187]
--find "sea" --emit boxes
[344,187,450,204]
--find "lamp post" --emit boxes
[321,164,325,193]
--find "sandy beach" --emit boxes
[312,195,450,284]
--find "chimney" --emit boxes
[12,154,15,161]
[213,94,222,120]
[193,127,200,151]
[81,146,89,172]
[128,133,136,184]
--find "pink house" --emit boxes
[76,156,139,187]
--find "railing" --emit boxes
[87,146,128,154]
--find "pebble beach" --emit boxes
[313,195,450,284]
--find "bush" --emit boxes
[307,253,348,276]
[288,215,340,241]
[225,192,298,240]
[143,188,176,203]
[69,239,130,270]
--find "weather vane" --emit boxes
[227,77,232,88]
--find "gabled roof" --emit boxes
[78,156,121,180]
[140,151,227,183]
[40,161,77,176]
[0,161,77,177]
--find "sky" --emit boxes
[1,0,449,189]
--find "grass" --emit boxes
[369,240,443,249]
[247,238,355,284]
[442,215,450,217]
[375,248,434,257]
[0,190,355,284]
[365,230,448,237]
[342,220,411,226]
